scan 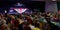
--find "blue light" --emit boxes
[14,3,23,6]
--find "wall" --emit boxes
[45,2,58,14]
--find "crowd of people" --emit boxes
[0,12,60,30]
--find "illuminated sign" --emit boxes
[14,8,27,14]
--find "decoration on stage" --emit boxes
[14,8,27,14]
[8,2,32,14]
[8,3,27,14]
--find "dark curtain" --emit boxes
[57,2,60,10]
[24,1,45,12]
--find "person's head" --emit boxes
[58,10,60,14]
[1,17,5,20]
[22,22,30,26]
[33,19,39,23]
[53,14,58,18]
[0,14,2,19]
[10,15,15,20]
[0,20,4,25]
[0,16,2,19]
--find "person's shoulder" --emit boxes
[32,27,40,30]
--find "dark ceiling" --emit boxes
[0,1,45,8]
[0,0,60,1]
[0,1,45,12]
[0,0,31,7]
